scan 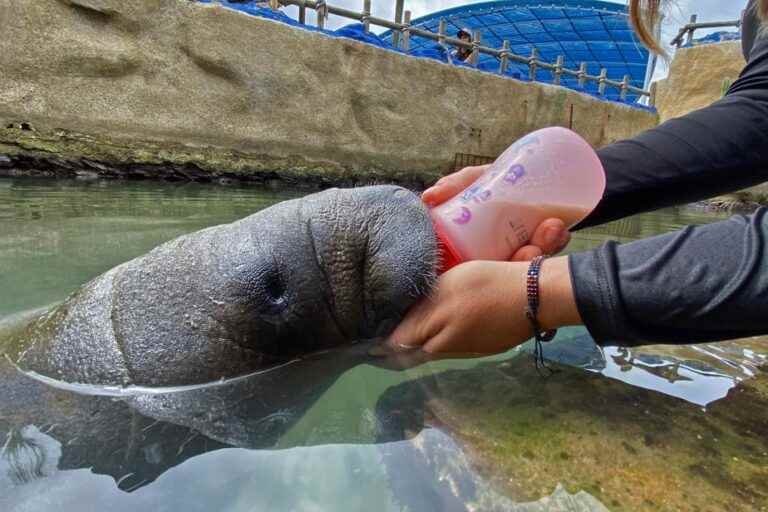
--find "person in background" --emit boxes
[451,28,473,62]
[388,0,768,358]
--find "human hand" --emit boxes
[386,257,581,357]
[422,165,572,260]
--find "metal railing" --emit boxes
[670,14,742,48]
[269,0,653,104]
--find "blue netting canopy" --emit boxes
[380,0,651,102]
[686,30,741,47]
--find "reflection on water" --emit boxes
[1,178,766,511]
[540,331,767,407]
[1,426,57,486]
[1,423,602,512]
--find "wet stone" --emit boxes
[377,351,768,512]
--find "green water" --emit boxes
[0,178,301,319]
[1,177,766,511]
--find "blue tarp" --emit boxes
[380,0,651,104]
[334,23,394,49]
[684,30,742,47]
[196,0,652,109]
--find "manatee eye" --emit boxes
[262,269,286,307]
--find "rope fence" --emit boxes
[670,14,742,48]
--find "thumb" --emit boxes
[422,165,489,207]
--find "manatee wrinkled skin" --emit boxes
[15,185,438,386]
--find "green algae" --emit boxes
[379,352,768,511]
[0,126,440,187]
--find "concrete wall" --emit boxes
[0,0,659,186]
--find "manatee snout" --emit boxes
[15,186,439,386]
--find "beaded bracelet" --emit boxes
[525,255,557,371]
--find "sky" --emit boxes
[279,0,748,80]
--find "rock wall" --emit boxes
[654,41,745,123]
[0,0,659,186]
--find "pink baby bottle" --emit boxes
[431,127,606,273]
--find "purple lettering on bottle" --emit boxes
[473,189,492,203]
[461,185,481,202]
[503,164,526,184]
[452,206,472,225]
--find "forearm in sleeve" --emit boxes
[569,208,768,346]
[578,33,768,228]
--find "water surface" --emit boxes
[1,178,766,511]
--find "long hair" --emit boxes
[629,0,767,55]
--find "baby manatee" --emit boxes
[13,186,438,386]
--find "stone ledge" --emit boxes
[0,127,433,189]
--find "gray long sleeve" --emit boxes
[571,210,768,345]
[569,2,768,345]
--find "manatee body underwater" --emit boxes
[11,185,439,387]
[0,339,401,492]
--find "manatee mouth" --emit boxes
[304,215,395,343]
[305,217,355,343]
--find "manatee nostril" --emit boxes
[393,188,411,200]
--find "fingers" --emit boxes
[529,218,571,256]
[511,219,570,261]
[366,343,438,371]
[422,165,489,207]
[422,326,500,358]
[511,245,543,262]
[385,297,440,352]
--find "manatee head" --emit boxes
[14,186,439,386]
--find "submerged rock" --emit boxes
[377,353,768,511]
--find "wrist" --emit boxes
[536,256,582,331]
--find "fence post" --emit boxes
[499,40,510,74]
[438,18,446,46]
[316,0,327,29]
[392,0,404,48]
[620,74,630,100]
[686,14,698,46]
[362,0,371,33]
[577,62,587,88]
[528,47,539,81]
[297,0,306,24]
[470,30,481,66]
[553,55,564,85]
[402,10,411,52]
[598,68,607,95]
